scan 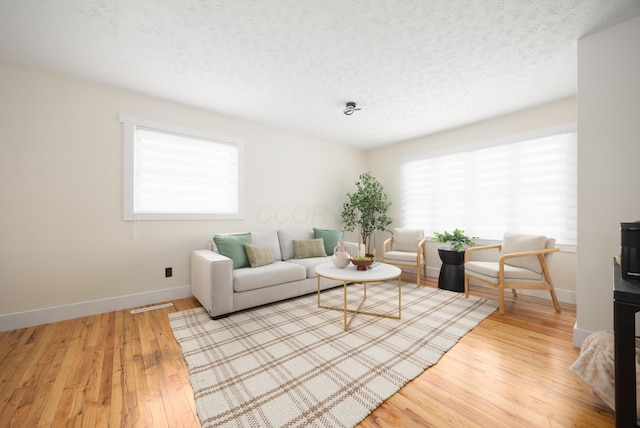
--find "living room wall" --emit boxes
[0,62,365,327]
[5,16,637,334]
[575,15,640,342]
[366,98,578,304]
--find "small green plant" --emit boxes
[433,228,478,251]
[352,256,374,261]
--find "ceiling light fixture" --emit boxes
[343,102,361,115]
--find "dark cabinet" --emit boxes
[613,258,640,427]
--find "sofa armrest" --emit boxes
[190,249,234,318]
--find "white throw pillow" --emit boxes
[277,228,314,260]
[393,228,424,252]
[251,230,282,261]
[500,233,547,273]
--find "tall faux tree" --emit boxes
[341,172,392,256]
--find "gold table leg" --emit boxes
[318,275,402,331]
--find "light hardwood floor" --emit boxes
[0,276,614,427]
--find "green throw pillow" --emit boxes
[213,233,252,269]
[244,244,275,268]
[293,238,327,259]
[313,228,344,255]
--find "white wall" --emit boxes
[576,16,640,341]
[366,98,578,302]
[0,62,365,325]
[5,15,638,333]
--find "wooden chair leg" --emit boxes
[464,276,470,298]
[511,289,518,297]
[416,266,420,288]
[542,259,560,313]
[498,286,505,315]
[549,287,561,313]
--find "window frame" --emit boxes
[120,115,245,221]
[400,124,577,250]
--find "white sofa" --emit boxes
[191,228,362,318]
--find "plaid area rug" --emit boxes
[169,283,497,428]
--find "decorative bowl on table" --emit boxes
[350,257,374,271]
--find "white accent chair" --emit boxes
[381,228,427,287]
[464,233,560,315]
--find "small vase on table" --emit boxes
[332,241,351,268]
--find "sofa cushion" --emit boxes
[285,256,332,278]
[313,228,344,255]
[393,228,424,252]
[244,244,275,268]
[250,230,282,261]
[233,261,307,292]
[465,261,543,282]
[278,228,314,260]
[383,250,424,265]
[294,238,327,259]
[213,233,251,269]
[500,233,547,273]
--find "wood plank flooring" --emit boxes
[0,276,614,427]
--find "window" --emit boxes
[120,115,244,220]
[401,128,577,246]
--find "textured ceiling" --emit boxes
[1,1,639,149]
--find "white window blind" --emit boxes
[401,131,577,245]
[121,116,244,220]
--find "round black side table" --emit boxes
[437,247,466,292]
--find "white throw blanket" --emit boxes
[570,330,640,418]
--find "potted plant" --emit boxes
[433,228,477,251]
[341,172,392,258]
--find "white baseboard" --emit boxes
[427,266,441,279]
[0,285,192,332]
[573,322,594,348]
[511,287,576,305]
[426,267,576,304]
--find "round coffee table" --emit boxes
[315,262,402,330]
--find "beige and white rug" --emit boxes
[169,283,497,428]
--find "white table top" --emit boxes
[315,262,401,282]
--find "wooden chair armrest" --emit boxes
[414,237,426,260]
[464,243,502,262]
[381,236,393,258]
[498,247,559,275]
[499,247,559,263]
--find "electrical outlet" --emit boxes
[165,267,172,278]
